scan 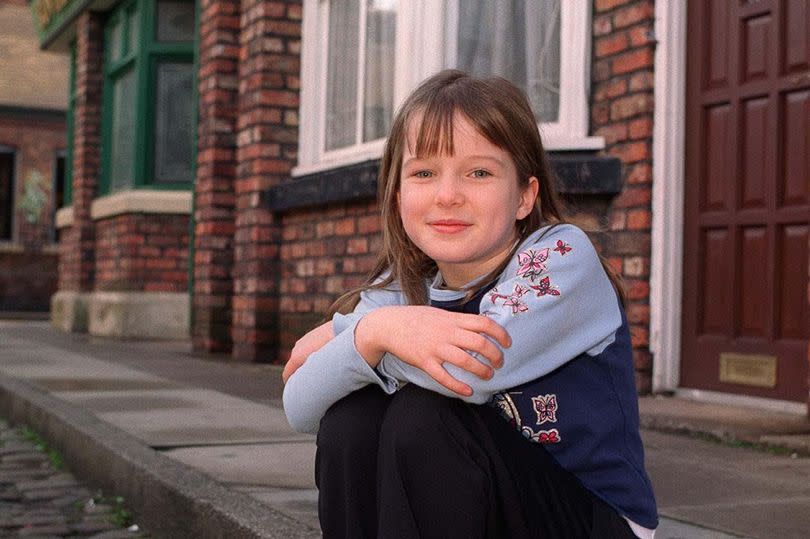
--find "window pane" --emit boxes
[110,69,136,192]
[325,0,360,151]
[454,0,560,123]
[109,17,123,63]
[363,0,396,142]
[155,0,195,43]
[0,151,14,241]
[153,62,194,184]
[127,8,139,54]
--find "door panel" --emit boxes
[682,0,809,402]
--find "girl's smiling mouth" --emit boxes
[428,220,473,234]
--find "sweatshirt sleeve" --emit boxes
[376,225,622,404]
[282,283,405,433]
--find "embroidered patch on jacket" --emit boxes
[491,393,522,427]
[488,284,529,315]
[531,394,558,424]
[553,239,572,255]
[528,276,560,297]
[521,426,561,444]
[515,248,550,281]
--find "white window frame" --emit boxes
[295,0,603,177]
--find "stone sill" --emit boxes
[91,190,193,221]
[55,206,73,229]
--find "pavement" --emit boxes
[0,319,809,539]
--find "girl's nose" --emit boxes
[434,175,464,206]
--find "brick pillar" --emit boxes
[591,0,655,393]
[232,0,301,361]
[193,0,241,353]
[59,12,103,293]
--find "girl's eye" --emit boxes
[414,170,433,179]
[471,169,492,178]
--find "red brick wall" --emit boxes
[94,214,189,292]
[59,12,103,292]
[0,116,65,248]
[591,0,655,392]
[194,0,241,353]
[278,200,380,359]
[231,0,301,361]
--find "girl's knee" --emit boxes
[317,385,388,456]
[379,385,464,453]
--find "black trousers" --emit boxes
[315,384,638,539]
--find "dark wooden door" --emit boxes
[682,0,810,402]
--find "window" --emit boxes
[448,0,560,123]
[297,0,601,175]
[0,147,15,241]
[101,0,195,194]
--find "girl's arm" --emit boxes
[281,282,405,384]
[375,224,623,403]
[282,282,509,433]
[282,284,405,433]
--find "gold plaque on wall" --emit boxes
[719,353,777,388]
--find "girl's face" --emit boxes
[398,113,539,288]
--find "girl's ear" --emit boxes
[517,176,540,219]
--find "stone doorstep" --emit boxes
[639,396,810,455]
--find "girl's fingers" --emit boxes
[456,313,512,348]
[452,330,503,369]
[423,362,473,397]
[441,344,493,380]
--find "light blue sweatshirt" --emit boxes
[282,223,622,434]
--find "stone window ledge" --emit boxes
[91,190,192,221]
[55,206,73,229]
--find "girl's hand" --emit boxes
[355,306,511,397]
[282,321,334,384]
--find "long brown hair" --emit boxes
[329,70,624,315]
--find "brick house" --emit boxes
[35,0,810,413]
[0,0,67,314]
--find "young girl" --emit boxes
[282,70,657,539]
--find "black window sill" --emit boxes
[264,153,622,213]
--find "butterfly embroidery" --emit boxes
[516,248,550,281]
[553,239,572,255]
[531,394,558,424]
[528,276,560,297]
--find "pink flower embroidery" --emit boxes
[537,429,561,444]
[521,427,561,444]
[529,276,560,297]
[531,394,558,424]
[503,296,528,315]
[554,239,572,255]
[516,248,550,281]
[488,287,507,304]
[489,284,529,315]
